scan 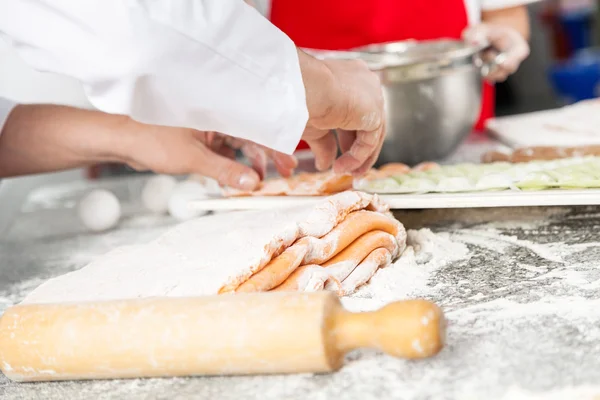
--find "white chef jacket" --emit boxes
[0,97,15,136]
[0,0,308,154]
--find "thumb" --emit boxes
[193,144,261,191]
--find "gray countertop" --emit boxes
[2,139,600,400]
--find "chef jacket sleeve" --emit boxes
[0,0,308,154]
[480,0,541,11]
[0,97,17,137]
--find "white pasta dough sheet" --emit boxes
[355,156,600,194]
[23,191,406,304]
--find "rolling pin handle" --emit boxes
[332,299,446,359]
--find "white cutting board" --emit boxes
[486,99,600,148]
[189,189,600,211]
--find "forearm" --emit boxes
[0,105,127,177]
[482,5,530,40]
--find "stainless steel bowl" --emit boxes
[305,39,499,165]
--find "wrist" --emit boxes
[108,115,150,167]
[297,49,339,129]
[72,109,134,165]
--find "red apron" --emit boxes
[270,0,494,150]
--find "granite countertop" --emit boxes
[1,139,600,400]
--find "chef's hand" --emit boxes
[462,24,530,82]
[298,50,386,176]
[0,104,297,189]
[123,124,297,190]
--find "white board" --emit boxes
[188,189,600,211]
[486,99,600,148]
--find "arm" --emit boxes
[482,5,530,40]
[0,0,307,155]
[0,2,385,176]
[0,104,128,177]
[0,103,298,188]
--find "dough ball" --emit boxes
[168,181,209,221]
[78,189,121,232]
[141,175,178,213]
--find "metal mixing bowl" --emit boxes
[306,39,497,165]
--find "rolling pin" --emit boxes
[0,291,445,382]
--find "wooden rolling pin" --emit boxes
[0,292,445,382]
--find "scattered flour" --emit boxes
[3,182,600,399]
[453,228,567,263]
[343,228,470,312]
[499,385,600,400]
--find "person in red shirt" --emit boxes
[252,0,534,151]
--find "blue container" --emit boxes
[560,11,593,52]
[548,48,600,104]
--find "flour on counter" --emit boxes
[343,228,470,312]
[499,385,600,400]
[4,177,600,399]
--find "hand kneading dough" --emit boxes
[23,191,405,305]
[77,189,121,232]
[141,175,178,213]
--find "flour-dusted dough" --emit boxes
[23,192,391,304]
[358,157,600,194]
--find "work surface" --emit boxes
[2,143,600,399]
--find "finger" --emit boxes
[305,128,338,171]
[485,28,529,65]
[254,144,298,177]
[332,128,381,174]
[216,145,237,160]
[223,135,246,150]
[486,61,519,82]
[351,122,386,176]
[270,152,297,178]
[242,142,298,178]
[270,150,298,170]
[224,135,298,178]
[240,143,268,180]
[353,128,385,176]
[337,129,356,153]
[203,131,225,152]
[192,143,261,191]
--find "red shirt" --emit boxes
[268,0,494,150]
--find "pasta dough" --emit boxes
[22,191,406,305]
[355,157,600,194]
[224,164,412,197]
[224,170,355,197]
